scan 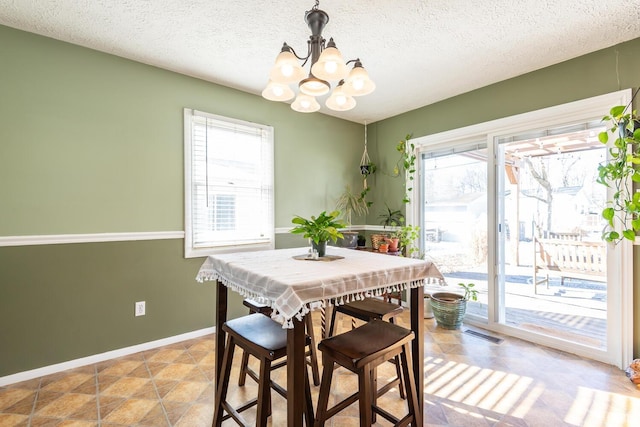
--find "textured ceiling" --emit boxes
[1,0,640,124]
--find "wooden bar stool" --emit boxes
[314,319,421,427]
[212,313,314,427]
[238,299,320,386]
[328,298,407,399]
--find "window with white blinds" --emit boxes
[184,109,274,257]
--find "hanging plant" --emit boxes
[359,121,376,207]
[596,102,640,243]
[392,133,416,203]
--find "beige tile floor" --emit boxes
[1,311,639,426]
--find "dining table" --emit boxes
[196,246,444,426]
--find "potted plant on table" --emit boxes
[430,283,478,330]
[290,210,347,257]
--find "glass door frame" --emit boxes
[407,89,633,369]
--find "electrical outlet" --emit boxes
[135,301,146,317]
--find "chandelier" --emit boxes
[261,0,375,113]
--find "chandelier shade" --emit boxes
[343,61,376,97]
[291,93,321,113]
[325,80,356,111]
[299,75,331,96]
[311,38,348,81]
[262,1,374,113]
[262,80,295,101]
[269,46,306,84]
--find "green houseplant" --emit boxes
[597,104,640,243]
[370,205,402,250]
[396,223,421,257]
[430,283,478,329]
[335,185,368,248]
[378,204,404,228]
[290,210,347,257]
[335,185,369,226]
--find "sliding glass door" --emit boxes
[413,90,633,368]
[496,122,608,349]
[420,143,489,321]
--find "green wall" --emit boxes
[371,38,640,358]
[0,25,362,377]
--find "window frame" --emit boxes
[184,109,274,258]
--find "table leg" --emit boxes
[287,317,306,427]
[215,280,228,388]
[410,286,424,419]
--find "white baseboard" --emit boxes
[0,326,216,387]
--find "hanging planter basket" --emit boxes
[359,121,376,185]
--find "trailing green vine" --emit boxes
[392,133,416,203]
[596,104,640,243]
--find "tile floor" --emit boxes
[1,311,639,426]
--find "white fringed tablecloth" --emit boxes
[196,246,444,327]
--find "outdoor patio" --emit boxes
[425,241,607,349]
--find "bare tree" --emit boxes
[522,156,553,233]
[455,165,486,194]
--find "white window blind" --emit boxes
[184,109,274,257]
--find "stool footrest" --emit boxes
[372,405,401,425]
[376,377,401,397]
[325,391,359,420]
[221,398,256,426]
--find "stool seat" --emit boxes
[333,298,404,324]
[320,318,413,368]
[315,320,421,427]
[224,313,288,357]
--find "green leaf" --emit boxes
[598,131,608,143]
[623,229,636,240]
[610,105,625,117]
[603,230,618,242]
[602,207,615,221]
[632,218,640,231]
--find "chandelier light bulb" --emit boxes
[325,62,337,74]
[281,64,294,77]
